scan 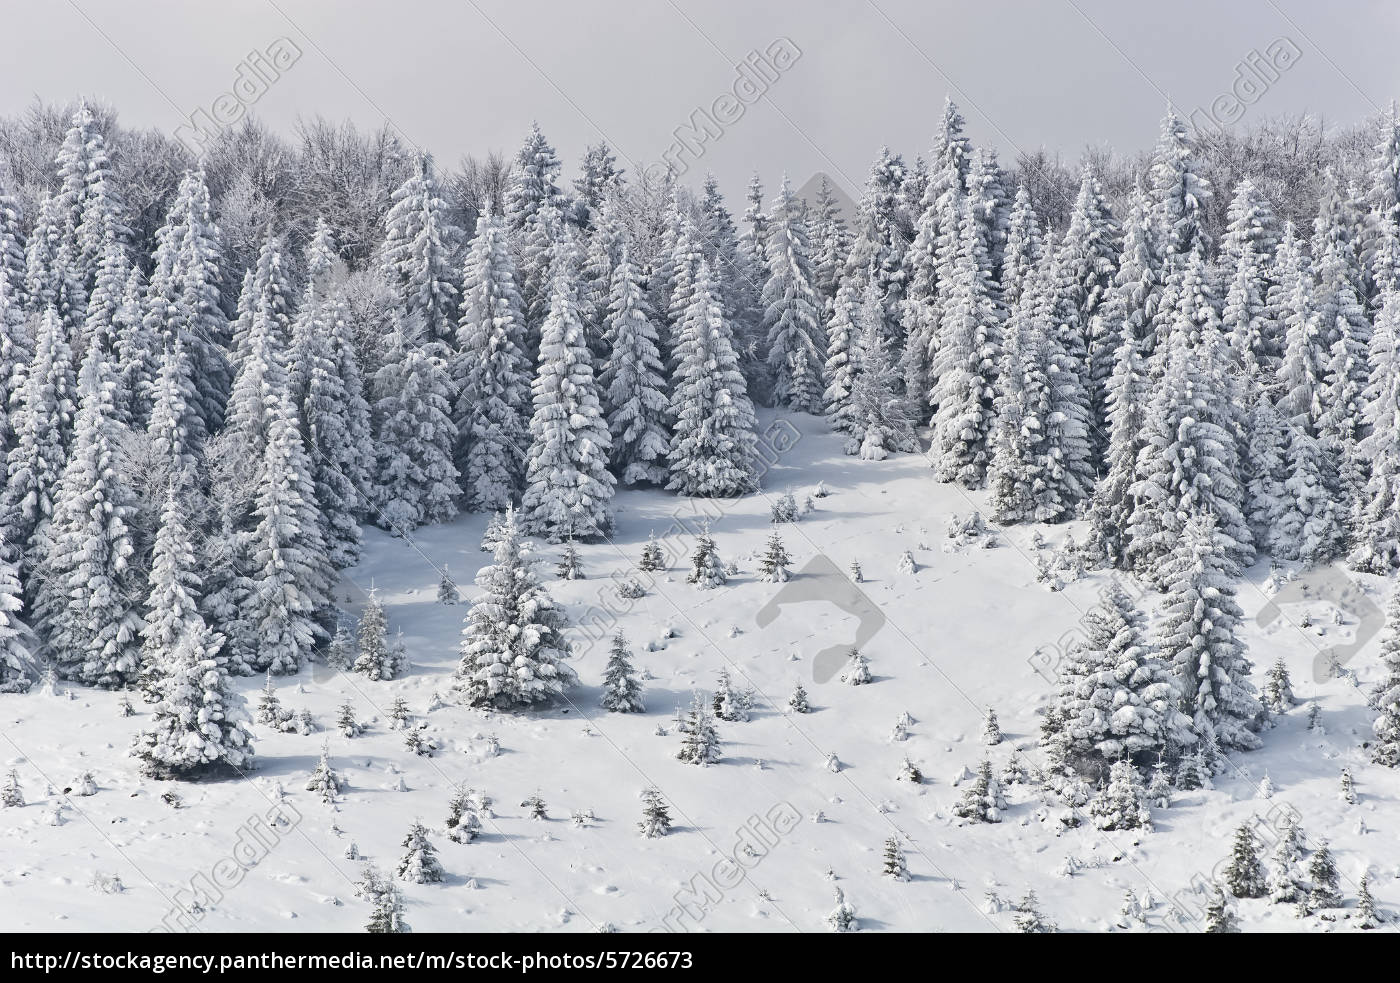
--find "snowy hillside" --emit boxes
[1,408,1393,933]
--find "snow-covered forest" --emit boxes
[1,94,1399,934]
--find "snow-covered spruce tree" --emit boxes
[676,691,721,765]
[686,527,726,588]
[453,507,576,708]
[80,230,129,388]
[986,292,1042,524]
[662,203,704,345]
[1222,196,1276,382]
[1000,183,1044,313]
[1242,393,1288,552]
[846,275,917,460]
[1,307,74,575]
[638,531,665,572]
[1148,107,1212,267]
[758,531,792,583]
[1050,582,1192,770]
[112,266,156,428]
[53,102,127,291]
[762,177,826,413]
[929,195,1001,487]
[0,528,31,693]
[0,264,30,451]
[1306,844,1342,910]
[809,175,852,318]
[601,632,644,712]
[1262,656,1295,717]
[1352,285,1400,572]
[379,154,461,345]
[511,158,569,358]
[242,391,334,675]
[224,233,294,471]
[1223,821,1268,898]
[38,331,143,687]
[788,681,810,713]
[967,147,1011,277]
[698,176,767,395]
[1087,759,1152,831]
[826,886,857,933]
[1316,241,1372,504]
[397,821,445,884]
[436,565,459,605]
[453,212,531,511]
[822,278,861,435]
[361,865,410,933]
[1154,513,1263,751]
[521,256,615,541]
[1370,581,1400,766]
[1220,176,1279,284]
[1083,321,1152,562]
[325,622,354,670]
[24,194,84,332]
[1273,425,1346,565]
[556,539,583,580]
[303,297,373,568]
[599,248,669,486]
[143,169,229,439]
[1204,886,1239,933]
[369,310,460,533]
[666,259,759,496]
[0,173,27,307]
[638,787,672,838]
[306,744,345,804]
[353,588,400,681]
[952,759,1004,823]
[1126,332,1251,587]
[1273,224,1326,431]
[130,620,252,780]
[1059,165,1123,447]
[139,486,206,698]
[882,837,910,881]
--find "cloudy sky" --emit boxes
[6,0,1399,200]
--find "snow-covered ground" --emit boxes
[1,409,1394,933]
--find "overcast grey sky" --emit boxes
[6,0,1399,201]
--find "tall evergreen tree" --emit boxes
[666,259,759,496]
[39,332,143,687]
[929,197,1001,486]
[300,297,373,569]
[0,527,29,693]
[142,169,229,438]
[453,507,576,707]
[1353,286,1400,571]
[762,178,826,413]
[369,312,460,533]
[823,277,862,435]
[599,248,668,486]
[242,390,333,675]
[521,259,615,541]
[453,212,531,511]
[846,274,917,460]
[379,154,461,345]
[1155,513,1262,750]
